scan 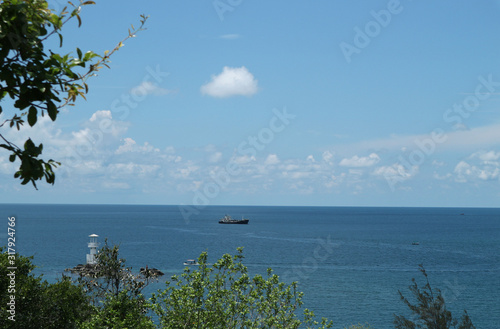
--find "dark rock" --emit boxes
[140,267,164,277]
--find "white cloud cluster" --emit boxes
[116,138,160,154]
[372,163,418,181]
[453,150,500,182]
[264,154,280,165]
[339,153,380,167]
[4,108,500,204]
[200,66,258,98]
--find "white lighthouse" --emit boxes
[86,234,99,265]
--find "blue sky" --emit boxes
[2,0,500,207]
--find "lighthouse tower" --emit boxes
[86,234,99,265]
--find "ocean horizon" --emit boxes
[1,204,499,328]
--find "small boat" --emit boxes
[183,259,199,266]
[412,241,420,245]
[218,214,249,224]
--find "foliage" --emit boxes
[150,247,333,329]
[0,0,147,188]
[394,265,476,329]
[0,247,93,329]
[77,239,154,328]
[9,242,481,329]
[78,239,149,299]
[78,290,155,329]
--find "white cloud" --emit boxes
[453,158,500,183]
[169,161,200,180]
[324,173,344,188]
[264,154,280,165]
[288,182,314,195]
[101,181,130,190]
[471,150,500,163]
[282,164,300,171]
[284,171,311,179]
[322,151,334,164]
[433,172,452,180]
[89,110,112,122]
[116,138,160,154]
[130,81,174,96]
[164,146,176,154]
[0,157,16,175]
[200,66,258,98]
[339,153,380,167]
[107,163,161,177]
[373,163,418,181]
[232,155,256,164]
[209,152,223,163]
[79,110,129,139]
[443,124,500,149]
[10,107,500,201]
[432,160,445,167]
[454,161,474,183]
[348,169,364,176]
[342,123,500,155]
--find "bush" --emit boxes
[0,247,93,329]
[394,265,476,329]
[150,247,333,329]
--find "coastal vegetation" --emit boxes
[149,247,332,328]
[0,244,476,329]
[394,265,476,329]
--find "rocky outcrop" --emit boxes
[65,263,100,277]
[140,267,164,277]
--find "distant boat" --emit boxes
[183,259,199,266]
[218,214,249,224]
[412,241,420,245]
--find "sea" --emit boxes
[1,204,499,329]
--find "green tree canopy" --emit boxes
[0,0,147,188]
[77,240,155,329]
[150,247,333,329]
[0,247,93,329]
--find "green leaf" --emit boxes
[83,51,96,61]
[24,139,36,153]
[47,102,57,121]
[77,47,82,59]
[28,106,37,126]
[9,154,16,162]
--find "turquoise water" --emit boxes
[1,204,499,328]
